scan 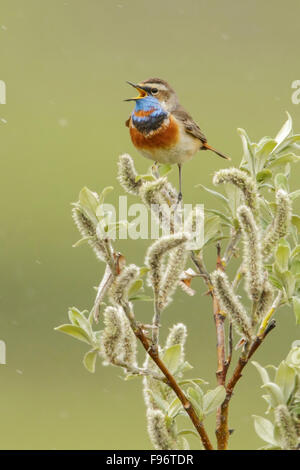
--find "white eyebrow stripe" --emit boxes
[142,83,167,91]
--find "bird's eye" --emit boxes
[151,88,158,95]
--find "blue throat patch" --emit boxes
[132,96,168,134]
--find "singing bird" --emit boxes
[125,78,230,201]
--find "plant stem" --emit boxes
[122,302,214,450]
[216,320,276,449]
[214,244,231,447]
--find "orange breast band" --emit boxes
[133,109,155,117]
[130,115,179,150]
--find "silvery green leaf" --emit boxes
[237,128,255,174]
[83,349,98,373]
[93,330,102,346]
[139,266,150,277]
[291,259,300,276]
[128,279,143,298]
[275,239,290,272]
[262,394,273,410]
[177,429,199,439]
[167,397,183,419]
[187,387,203,420]
[268,275,283,291]
[290,189,300,200]
[273,112,293,151]
[179,437,190,450]
[256,169,272,184]
[274,266,296,299]
[203,385,226,416]
[291,245,300,261]
[253,415,277,445]
[128,294,153,302]
[147,390,169,412]
[203,234,228,248]
[256,137,277,155]
[282,134,300,147]
[292,296,300,325]
[123,374,140,381]
[274,173,289,192]
[204,208,233,226]
[68,307,92,336]
[275,360,295,402]
[162,344,182,374]
[204,216,221,246]
[268,153,300,168]
[175,361,193,375]
[255,138,278,171]
[79,187,99,215]
[224,184,241,217]
[197,184,229,208]
[261,382,285,406]
[54,324,91,345]
[283,271,296,299]
[159,164,173,177]
[252,361,270,384]
[292,215,300,233]
[178,378,209,386]
[135,174,155,182]
[68,307,83,326]
[72,236,93,248]
[98,186,114,205]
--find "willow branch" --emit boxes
[216,320,276,449]
[121,302,214,450]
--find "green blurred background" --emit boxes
[1,0,300,450]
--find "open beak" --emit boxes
[124,81,148,101]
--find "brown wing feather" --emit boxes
[172,104,207,144]
[125,116,131,127]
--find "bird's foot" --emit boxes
[177,192,183,204]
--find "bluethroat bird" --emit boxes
[125,78,230,201]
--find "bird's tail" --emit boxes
[202,142,231,160]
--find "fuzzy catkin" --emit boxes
[146,409,177,450]
[211,270,253,340]
[140,178,175,233]
[158,243,188,310]
[262,189,292,259]
[145,234,188,297]
[117,153,143,195]
[165,323,187,351]
[72,206,106,261]
[254,279,274,323]
[213,168,258,215]
[237,205,263,302]
[274,405,299,450]
[120,313,137,368]
[100,307,124,364]
[109,264,139,306]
